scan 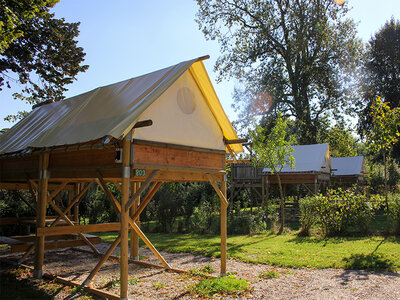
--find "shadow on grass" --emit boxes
[342,253,396,272]
[286,236,350,246]
[342,238,396,272]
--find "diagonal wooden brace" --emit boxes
[100,179,169,267]
[82,235,122,286]
[50,182,93,227]
[47,199,100,255]
[207,174,229,207]
[125,170,160,212]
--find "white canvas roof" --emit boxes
[0,57,243,155]
[263,143,330,174]
[331,156,365,176]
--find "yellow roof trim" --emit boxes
[189,61,243,154]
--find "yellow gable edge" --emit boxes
[189,61,243,154]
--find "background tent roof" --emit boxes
[331,156,365,176]
[0,56,243,155]
[263,143,330,174]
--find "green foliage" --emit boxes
[298,196,319,236]
[366,97,400,154]
[83,184,119,224]
[190,275,249,297]
[258,270,280,279]
[250,113,295,234]
[197,0,362,143]
[189,264,215,277]
[0,0,88,121]
[311,188,382,236]
[190,201,216,234]
[321,124,358,157]
[358,18,400,160]
[0,0,59,53]
[152,281,165,290]
[388,193,400,234]
[229,210,267,235]
[250,114,296,174]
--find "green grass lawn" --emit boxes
[96,231,400,271]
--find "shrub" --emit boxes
[191,202,215,234]
[298,195,318,236]
[388,193,400,234]
[299,188,382,236]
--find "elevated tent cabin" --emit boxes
[0,56,243,299]
[230,144,331,216]
[331,156,366,186]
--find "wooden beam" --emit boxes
[130,182,140,259]
[125,170,159,212]
[129,182,162,224]
[34,152,49,279]
[220,178,227,276]
[223,138,247,145]
[101,179,169,268]
[226,145,237,163]
[50,182,93,227]
[47,181,69,203]
[12,235,101,253]
[97,174,120,215]
[206,174,229,207]
[120,138,131,299]
[83,235,121,286]
[37,223,121,236]
[46,199,100,254]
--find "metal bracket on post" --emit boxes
[122,166,131,179]
[39,169,50,180]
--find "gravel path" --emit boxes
[1,243,399,299]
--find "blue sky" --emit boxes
[1,0,399,130]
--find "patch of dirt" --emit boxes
[0,243,399,299]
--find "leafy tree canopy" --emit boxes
[358,18,400,160]
[196,0,362,143]
[320,122,358,157]
[0,0,88,121]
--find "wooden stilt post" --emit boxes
[220,176,227,276]
[130,182,140,260]
[120,138,131,300]
[34,153,49,279]
[74,183,80,224]
[314,177,318,195]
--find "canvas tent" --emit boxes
[0,56,243,299]
[331,156,366,185]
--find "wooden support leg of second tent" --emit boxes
[34,153,49,279]
[206,174,228,276]
[130,182,140,260]
[120,138,131,300]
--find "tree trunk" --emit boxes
[383,150,390,232]
[276,173,285,234]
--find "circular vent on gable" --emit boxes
[177,87,196,114]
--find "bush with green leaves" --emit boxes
[388,193,400,234]
[190,201,216,234]
[298,195,319,236]
[298,188,382,236]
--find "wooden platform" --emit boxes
[0,234,101,253]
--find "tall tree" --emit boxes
[0,0,88,121]
[196,0,362,143]
[358,18,400,160]
[250,113,296,234]
[366,96,400,231]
